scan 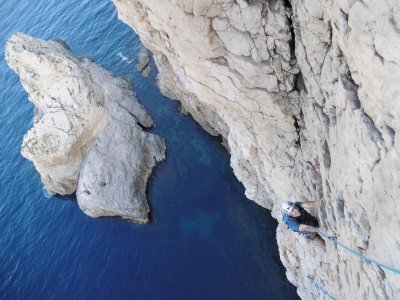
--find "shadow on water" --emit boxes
[0,0,298,299]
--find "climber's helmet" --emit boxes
[281,201,295,213]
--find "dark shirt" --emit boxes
[283,202,319,239]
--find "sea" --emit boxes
[0,0,298,299]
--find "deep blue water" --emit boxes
[0,0,298,299]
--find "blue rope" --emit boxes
[314,283,336,300]
[312,233,400,299]
[320,233,400,275]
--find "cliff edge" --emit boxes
[113,0,400,298]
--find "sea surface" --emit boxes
[0,0,298,299]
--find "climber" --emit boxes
[281,200,326,240]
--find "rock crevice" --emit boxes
[113,0,400,297]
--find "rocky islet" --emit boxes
[5,32,165,223]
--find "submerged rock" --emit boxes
[5,32,165,222]
[141,65,151,77]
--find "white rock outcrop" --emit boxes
[113,0,400,298]
[6,33,165,223]
[136,46,151,76]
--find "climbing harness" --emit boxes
[319,232,400,276]
[314,283,336,300]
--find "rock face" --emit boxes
[136,46,151,76]
[114,0,300,210]
[6,33,165,223]
[113,0,400,298]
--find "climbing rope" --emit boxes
[314,283,336,300]
[319,232,400,276]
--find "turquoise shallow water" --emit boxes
[0,0,298,299]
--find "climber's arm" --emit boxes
[299,225,321,233]
[299,225,327,235]
[300,201,321,209]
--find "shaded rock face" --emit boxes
[113,0,400,298]
[6,33,165,223]
[114,0,300,211]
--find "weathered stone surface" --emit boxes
[114,0,299,211]
[113,0,400,298]
[136,46,150,73]
[77,101,165,223]
[6,32,165,222]
[281,0,400,298]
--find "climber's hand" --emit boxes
[328,235,336,241]
[318,226,328,235]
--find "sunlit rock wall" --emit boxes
[6,33,165,223]
[113,0,400,298]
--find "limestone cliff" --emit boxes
[113,0,400,298]
[6,33,165,223]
